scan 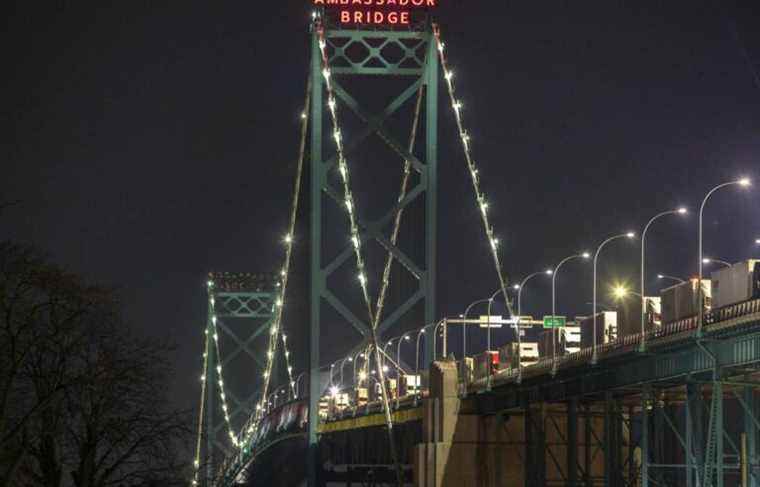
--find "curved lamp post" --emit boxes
[698,178,751,333]
[552,253,590,372]
[396,335,411,380]
[395,334,410,407]
[483,285,519,388]
[702,257,732,269]
[657,274,686,285]
[514,269,553,380]
[593,232,636,363]
[461,298,491,360]
[640,208,687,351]
[338,356,353,390]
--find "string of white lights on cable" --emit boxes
[316,25,376,325]
[237,80,312,448]
[252,97,310,420]
[191,324,211,485]
[433,24,515,315]
[316,23,399,457]
[207,283,240,448]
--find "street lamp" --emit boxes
[415,324,435,379]
[382,339,397,372]
[352,350,366,390]
[640,207,687,351]
[612,284,641,300]
[551,254,590,372]
[702,257,732,268]
[698,178,751,333]
[396,335,411,379]
[483,285,521,387]
[657,274,686,285]
[593,232,636,363]
[338,356,353,389]
[516,269,553,380]
[517,269,554,322]
[756,238,760,245]
[396,335,410,406]
[461,299,490,360]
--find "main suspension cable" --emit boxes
[243,76,312,446]
[434,24,516,318]
[206,286,239,447]
[191,325,211,486]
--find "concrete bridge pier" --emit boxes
[414,360,624,487]
[414,360,525,486]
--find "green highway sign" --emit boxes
[543,315,566,329]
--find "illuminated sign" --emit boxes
[313,0,437,26]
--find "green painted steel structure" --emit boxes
[308,19,439,486]
[472,306,760,487]
[203,275,277,483]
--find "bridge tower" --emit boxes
[308,7,439,485]
[199,272,279,483]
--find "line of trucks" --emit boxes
[323,259,759,417]
[462,259,760,385]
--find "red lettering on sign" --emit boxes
[315,0,434,25]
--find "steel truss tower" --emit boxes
[308,18,439,485]
[202,272,278,482]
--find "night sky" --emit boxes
[2,1,759,411]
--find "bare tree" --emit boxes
[0,242,102,486]
[63,326,191,487]
[0,242,191,486]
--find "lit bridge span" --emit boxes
[190,5,760,487]
[213,298,760,487]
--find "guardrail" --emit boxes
[216,297,760,485]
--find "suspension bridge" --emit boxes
[191,5,760,487]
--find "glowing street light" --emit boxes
[698,178,751,333]
[702,257,732,268]
[657,274,686,285]
[612,284,641,300]
[511,268,553,381]
[551,254,590,372]
[640,207,687,351]
[461,299,490,361]
[593,232,636,363]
